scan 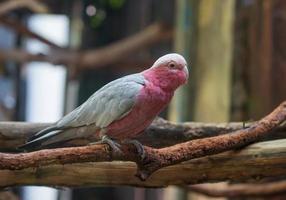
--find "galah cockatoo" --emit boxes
[20,53,189,154]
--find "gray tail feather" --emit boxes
[19,127,61,151]
[28,126,59,142]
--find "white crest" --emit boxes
[152,53,187,68]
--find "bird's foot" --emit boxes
[102,135,122,153]
[122,139,145,160]
[90,135,122,154]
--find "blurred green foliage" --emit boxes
[90,9,106,28]
[108,0,126,10]
[86,0,126,29]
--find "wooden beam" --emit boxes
[187,181,286,198]
[0,117,286,151]
[0,119,249,150]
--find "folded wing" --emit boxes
[57,74,145,129]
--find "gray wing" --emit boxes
[56,74,145,129]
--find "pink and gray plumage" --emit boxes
[20,53,189,151]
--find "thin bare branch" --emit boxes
[24,0,48,13]
[80,23,172,68]
[0,17,63,49]
[0,23,172,68]
[0,0,47,16]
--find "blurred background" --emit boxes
[0,0,285,200]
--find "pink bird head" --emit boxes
[143,53,189,92]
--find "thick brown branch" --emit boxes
[0,101,285,182]
[187,181,286,198]
[1,139,286,187]
[136,101,286,179]
[0,23,172,68]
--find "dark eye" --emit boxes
[168,62,176,68]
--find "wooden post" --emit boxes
[170,0,235,199]
[191,1,235,199]
[168,0,198,122]
[167,1,198,199]
[193,0,235,123]
[248,0,273,119]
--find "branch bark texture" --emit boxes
[1,139,286,187]
[0,101,285,183]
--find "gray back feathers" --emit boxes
[56,74,145,129]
